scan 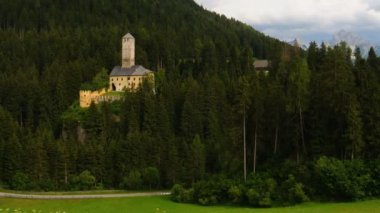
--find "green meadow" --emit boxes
[0,196,379,213]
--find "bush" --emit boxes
[344,159,371,199]
[142,167,160,189]
[11,172,31,191]
[314,156,371,201]
[71,170,96,190]
[280,175,308,205]
[171,184,185,202]
[228,185,243,204]
[368,160,380,196]
[37,179,55,191]
[246,188,260,206]
[182,188,195,203]
[192,178,235,205]
[170,184,194,203]
[245,175,277,207]
[120,170,142,190]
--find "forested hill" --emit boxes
[0,0,283,129]
[2,0,379,201]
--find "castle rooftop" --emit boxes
[110,65,152,77]
[123,33,134,39]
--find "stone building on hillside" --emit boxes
[254,59,271,74]
[110,33,154,92]
[79,33,154,108]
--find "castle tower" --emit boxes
[122,33,135,68]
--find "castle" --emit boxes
[79,33,154,108]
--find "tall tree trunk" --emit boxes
[243,111,247,182]
[274,126,278,154]
[299,103,306,155]
[253,122,257,174]
[64,162,68,185]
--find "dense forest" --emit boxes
[0,0,379,207]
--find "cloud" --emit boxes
[194,0,380,43]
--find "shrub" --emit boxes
[368,160,380,196]
[344,159,371,199]
[37,179,55,191]
[71,170,96,190]
[228,185,242,204]
[280,175,308,205]
[182,188,195,203]
[192,178,235,205]
[198,195,217,206]
[246,188,260,206]
[142,167,160,189]
[170,184,194,203]
[171,184,185,202]
[11,172,31,191]
[314,156,371,201]
[120,170,142,190]
[245,175,277,207]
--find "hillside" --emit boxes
[0,0,380,207]
[0,0,284,129]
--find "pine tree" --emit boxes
[1,134,22,184]
[190,134,205,183]
[237,76,251,181]
[287,55,310,163]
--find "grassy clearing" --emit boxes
[0,196,379,213]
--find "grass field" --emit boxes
[0,189,161,195]
[0,196,379,213]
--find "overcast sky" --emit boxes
[194,0,380,44]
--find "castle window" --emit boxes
[117,78,118,81]
[128,77,130,80]
[121,78,123,81]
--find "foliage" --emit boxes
[80,68,110,91]
[245,175,277,207]
[142,167,160,189]
[279,175,308,205]
[170,184,194,203]
[120,171,143,190]
[11,172,31,191]
[70,170,96,191]
[314,156,371,201]
[228,185,243,204]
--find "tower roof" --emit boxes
[123,33,134,39]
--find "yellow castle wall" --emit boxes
[79,88,107,108]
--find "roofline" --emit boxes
[110,74,152,77]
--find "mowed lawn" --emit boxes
[0,196,379,213]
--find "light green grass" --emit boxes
[0,196,379,213]
[0,189,163,195]
[102,91,124,97]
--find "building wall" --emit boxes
[110,74,154,91]
[79,88,107,108]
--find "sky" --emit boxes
[194,0,380,45]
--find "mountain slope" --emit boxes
[330,30,380,56]
[0,0,286,128]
